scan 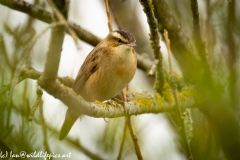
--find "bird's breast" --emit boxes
[81,47,137,102]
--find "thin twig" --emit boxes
[28,85,43,121]
[121,91,143,160]
[163,29,172,74]
[19,22,66,69]
[0,67,74,97]
[104,0,113,32]
[47,0,79,48]
[0,34,12,71]
[12,105,103,160]
[109,1,122,30]
[126,117,143,160]
[6,68,23,127]
[172,87,193,160]
[39,99,52,160]
[123,81,143,159]
[117,120,128,160]
[148,59,159,76]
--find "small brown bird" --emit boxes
[59,30,137,140]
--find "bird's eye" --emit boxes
[117,38,122,43]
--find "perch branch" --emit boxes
[1,67,195,118]
[0,68,195,118]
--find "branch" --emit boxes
[104,0,113,32]
[39,100,52,160]
[189,0,212,84]
[172,86,193,160]
[109,1,122,30]
[28,85,43,121]
[12,106,104,160]
[1,67,195,118]
[0,0,152,72]
[163,29,172,74]
[139,0,164,94]
[127,117,143,160]
[190,0,206,58]
[41,0,67,82]
[0,0,196,117]
[117,121,127,160]
[152,0,200,82]
[190,0,201,43]
[165,29,193,159]
[47,0,79,48]
[4,67,194,117]
[0,0,101,46]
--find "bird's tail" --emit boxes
[59,109,80,140]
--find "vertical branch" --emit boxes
[189,0,211,83]
[152,0,201,82]
[139,0,164,94]
[227,0,238,110]
[190,0,201,45]
[41,0,68,83]
[190,0,205,59]
[104,0,113,32]
[165,29,193,160]
[47,0,79,48]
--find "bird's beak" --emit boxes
[126,42,137,47]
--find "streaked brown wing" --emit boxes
[72,47,108,94]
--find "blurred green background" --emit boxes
[0,0,240,160]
